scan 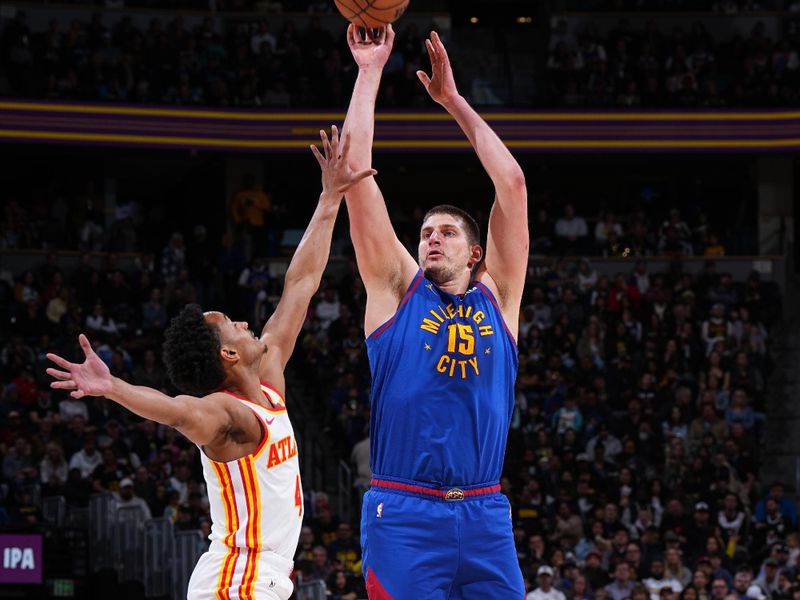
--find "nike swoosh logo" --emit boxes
[265,417,275,425]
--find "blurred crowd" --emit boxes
[0,176,753,259]
[546,17,800,107]
[0,9,433,108]
[4,5,800,109]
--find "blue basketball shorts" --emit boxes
[359,478,525,600]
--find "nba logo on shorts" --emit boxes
[377,502,383,518]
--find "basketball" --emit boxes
[334,0,409,29]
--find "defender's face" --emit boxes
[418,214,478,283]
[204,311,266,360]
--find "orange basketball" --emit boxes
[334,0,409,29]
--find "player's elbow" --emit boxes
[284,274,320,302]
[505,167,527,194]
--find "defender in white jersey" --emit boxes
[46,127,375,600]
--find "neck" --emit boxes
[430,271,472,296]
[224,372,264,404]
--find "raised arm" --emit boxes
[417,32,528,333]
[259,126,376,380]
[47,334,244,448]
[342,25,418,335]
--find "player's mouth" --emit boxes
[427,250,444,260]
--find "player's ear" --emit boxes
[468,244,483,269]
[220,345,239,366]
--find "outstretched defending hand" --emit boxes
[417,31,459,106]
[47,334,113,399]
[311,124,376,196]
[346,23,395,71]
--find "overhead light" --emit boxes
[516,16,533,24]
[470,16,479,24]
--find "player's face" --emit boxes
[204,311,266,363]
[418,214,479,284]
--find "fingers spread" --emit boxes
[319,129,332,157]
[47,367,72,380]
[341,131,352,159]
[331,124,340,155]
[354,168,378,181]
[46,352,72,369]
[433,31,450,61]
[310,144,325,167]
[52,381,78,390]
[425,38,436,65]
[78,334,94,357]
[416,70,431,88]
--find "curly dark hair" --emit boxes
[163,304,226,396]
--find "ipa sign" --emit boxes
[0,534,43,584]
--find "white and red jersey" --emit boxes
[191,382,302,600]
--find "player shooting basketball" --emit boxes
[342,25,528,599]
[45,128,375,600]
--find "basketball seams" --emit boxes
[336,0,408,28]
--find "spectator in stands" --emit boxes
[39,441,67,494]
[595,212,625,250]
[160,233,186,286]
[755,482,798,529]
[555,204,589,255]
[68,434,102,479]
[326,522,360,575]
[326,569,359,599]
[605,562,637,600]
[528,565,567,600]
[310,545,333,582]
[113,477,152,519]
[230,173,272,259]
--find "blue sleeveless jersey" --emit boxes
[366,270,518,487]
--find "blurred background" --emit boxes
[1,0,799,599]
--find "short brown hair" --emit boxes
[422,205,481,247]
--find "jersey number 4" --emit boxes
[294,474,303,517]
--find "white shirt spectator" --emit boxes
[59,398,89,421]
[69,448,103,479]
[114,480,153,520]
[315,292,341,329]
[586,432,622,460]
[595,220,624,243]
[40,459,68,485]
[527,588,567,600]
[251,27,276,54]
[86,313,119,336]
[644,577,684,600]
[555,215,588,239]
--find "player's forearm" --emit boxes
[342,68,382,169]
[281,193,340,297]
[442,94,526,197]
[107,377,188,428]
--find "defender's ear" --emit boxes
[220,346,239,365]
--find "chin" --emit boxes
[423,265,447,283]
